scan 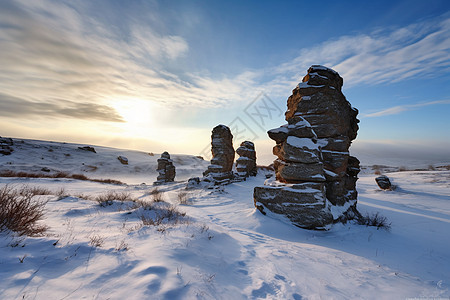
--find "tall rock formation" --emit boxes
[235,141,257,177]
[254,65,360,229]
[154,151,176,185]
[203,125,235,181]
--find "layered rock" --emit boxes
[235,141,257,177]
[154,151,175,184]
[254,65,360,229]
[0,137,13,155]
[203,125,235,181]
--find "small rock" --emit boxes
[186,177,201,189]
[375,175,392,190]
[41,167,51,172]
[117,156,128,165]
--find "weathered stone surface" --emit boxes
[117,156,128,165]
[254,186,333,229]
[273,136,321,164]
[0,137,13,146]
[78,146,96,153]
[186,177,200,189]
[317,136,350,152]
[253,65,361,229]
[154,151,175,184]
[375,175,392,190]
[203,125,235,180]
[274,159,325,182]
[235,141,257,177]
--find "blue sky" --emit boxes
[0,0,449,166]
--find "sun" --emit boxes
[110,97,157,137]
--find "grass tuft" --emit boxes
[95,191,136,207]
[357,212,391,230]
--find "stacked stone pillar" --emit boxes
[203,125,235,181]
[254,65,360,229]
[235,141,257,177]
[154,151,176,184]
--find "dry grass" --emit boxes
[19,185,52,196]
[95,191,136,207]
[177,191,190,205]
[357,212,391,230]
[54,187,67,200]
[0,185,48,236]
[139,204,187,227]
[149,188,165,202]
[0,170,124,185]
[89,234,105,247]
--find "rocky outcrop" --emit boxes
[78,146,96,153]
[375,175,392,190]
[203,125,235,181]
[0,137,13,155]
[154,151,176,185]
[235,141,257,177]
[254,65,360,229]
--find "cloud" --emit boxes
[0,0,449,125]
[363,99,450,118]
[0,93,124,122]
[268,15,450,90]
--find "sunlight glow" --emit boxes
[110,98,157,137]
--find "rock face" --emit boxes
[235,141,257,177]
[254,65,361,229]
[78,146,96,153]
[203,125,235,181]
[0,137,13,155]
[154,151,176,184]
[375,175,392,190]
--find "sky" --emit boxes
[0,0,449,166]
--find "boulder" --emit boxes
[375,175,392,190]
[117,156,128,165]
[254,185,333,230]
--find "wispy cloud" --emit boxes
[363,99,450,118]
[0,93,124,122]
[268,15,450,91]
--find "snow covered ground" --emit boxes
[0,138,449,299]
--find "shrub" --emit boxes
[177,191,190,205]
[0,185,48,236]
[19,185,52,196]
[54,187,67,200]
[95,191,136,207]
[139,204,187,227]
[150,188,164,202]
[357,212,391,230]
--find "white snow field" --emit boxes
[0,138,449,299]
